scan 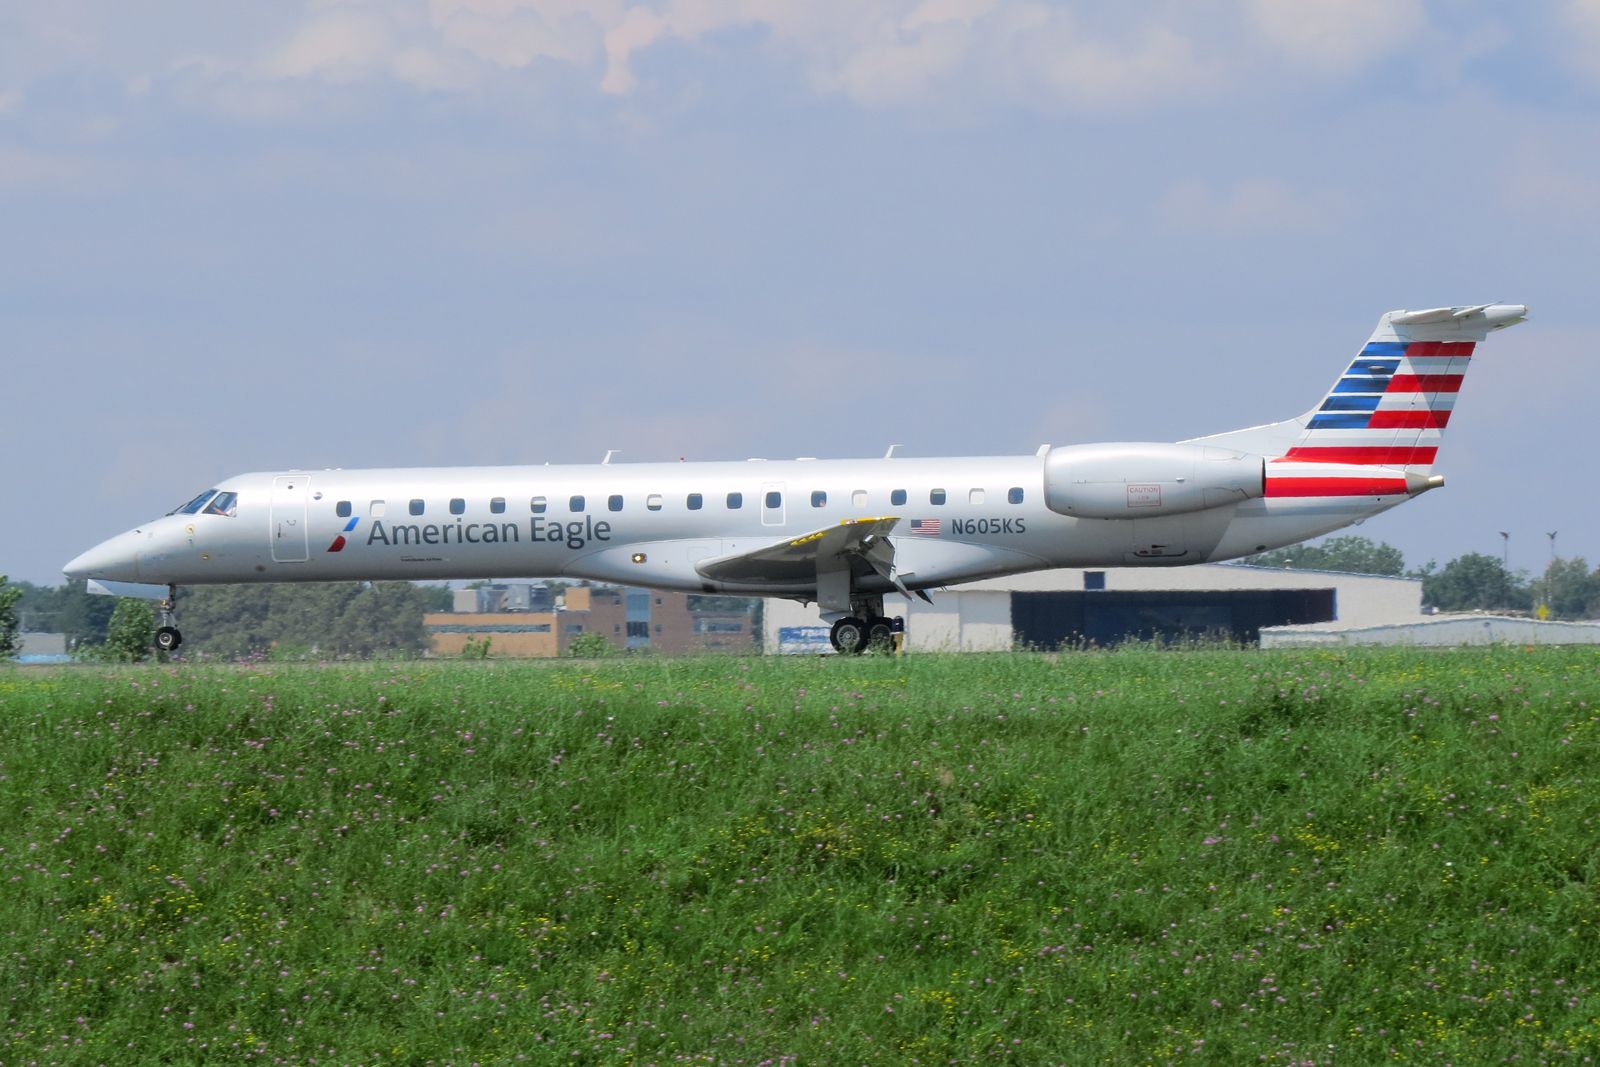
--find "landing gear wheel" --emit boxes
[155,626,182,653]
[829,616,868,655]
[865,618,895,653]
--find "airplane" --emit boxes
[64,303,1527,654]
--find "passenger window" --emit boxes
[811,491,827,508]
[930,489,946,505]
[490,497,506,514]
[1008,487,1024,505]
[687,493,703,511]
[727,492,743,509]
[766,491,782,509]
[570,495,586,513]
[371,500,386,518]
[531,496,547,514]
[891,489,907,507]
[647,494,663,511]
[969,489,985,505]
[450,498,466,515]
[608,495,624,512]
[336,500,352,518]
[204,491,238,517]
[410,499,425,516]
[852,490,867,508]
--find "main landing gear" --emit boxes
[827,596,901,655]
[154,584,182,653]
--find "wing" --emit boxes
[696,516,910,606]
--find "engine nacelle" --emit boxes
[1044,442,1265,519]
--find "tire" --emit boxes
[829,616,867,655]
[865,619,895,652]
[155,626,182,652]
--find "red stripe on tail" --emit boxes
[1387,374,1464,393]
[1405,341,1475,357]
[1266,477,1409,497]
[1279,446,1438,465]
[1368,410,1451,429]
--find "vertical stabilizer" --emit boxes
[1187,304,1527,470]
[1280,304,1527,474]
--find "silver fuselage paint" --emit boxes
[63,454,1400,597]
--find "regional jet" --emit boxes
[64,304,1527,653]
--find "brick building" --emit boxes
[424,584,758,657]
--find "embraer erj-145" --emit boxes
[65,303,1527,654]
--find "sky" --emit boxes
[3,0,1598,586]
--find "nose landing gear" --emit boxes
[154,584,182,653]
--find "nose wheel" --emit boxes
[155,585,182,653]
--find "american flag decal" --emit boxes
[908,519,941,536]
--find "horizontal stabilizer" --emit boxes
[86,579,169,601]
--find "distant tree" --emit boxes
[1542,557,1600,620]
[1422,553,1533,613]
[334,584,431,657]
[1245,536,1406,576]
[567,632,618,658]
[175,582,435,658]
[99,598,156,662]
[417,584,454,612]
[0,576,21,659]
[14,580,116,648]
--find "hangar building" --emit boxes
[763,564,1422,652]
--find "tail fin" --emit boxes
[1281,304,1527,473]
[1189,304,1527,467]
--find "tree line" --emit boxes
[3,578,448,660]
[4,537,1596,660]
[1244,536,1600,617]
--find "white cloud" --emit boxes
[106,1,1409,114]
[1156,176,1355,236]
[1562,0,1600,82]
[1247,0,1426,72]
[0,0,1537,121]
[265,9,397,81]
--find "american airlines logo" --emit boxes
[327,516,359,552]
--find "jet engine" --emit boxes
[1044,442,1265,519]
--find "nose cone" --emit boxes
[63,530,143,582]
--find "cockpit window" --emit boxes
[203,491,238,517]
[172,489,217,515]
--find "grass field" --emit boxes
[1,647,1598,1065]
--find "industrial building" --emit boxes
[1262,614,1600,648]
[764,564,1423,652]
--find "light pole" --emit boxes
[1499,531,1510,569]
[1544,531,1559,618]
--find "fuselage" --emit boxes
[63,452,1405,599]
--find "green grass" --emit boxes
[1,648,1598,1064]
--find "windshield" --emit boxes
[171,489,217,515]
[203,491,238,517]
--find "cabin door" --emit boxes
[270,475,310,563]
